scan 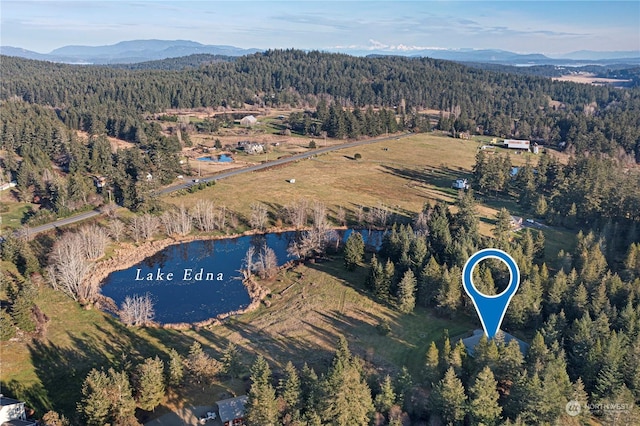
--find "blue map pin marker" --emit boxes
[462,248,520,339]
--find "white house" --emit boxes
[0,396,36,425]
[452,179,469,190]
[503,139,530,150]
[237,141,264,155]
[240,115,258,127]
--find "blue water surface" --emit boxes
[101,229,383,324]
[196,154,233,163]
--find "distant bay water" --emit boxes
[101,229,384,324]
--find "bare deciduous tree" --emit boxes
[161,204,192,236]
[311,201,328,231]
[355,205,365,225]
[79,225,110,260]
[108,219,126,242]
[414,211,430,237]
[119,293,155,326]
[129,214,160,242]
[241,246,256,280]
[287,227,329,260]
[249,203,269,231]
[190,200,216,232]
[283,199,308,228]
[367,203,390,228]
[256,244,278,279]
[48,233,95,302]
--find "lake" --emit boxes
[100,229,384,325]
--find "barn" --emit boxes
[503,139,531,150]
[240,115,258,127]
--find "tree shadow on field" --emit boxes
[380,164,471,200]
[26,315,172,420]
[220,319,323,371]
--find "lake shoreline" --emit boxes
[92,226,347,329]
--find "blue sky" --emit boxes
[1,1,638,55]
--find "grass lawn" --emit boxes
[0,200,33,233]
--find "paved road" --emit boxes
[155,132,411,195]
[16,209,102,237]
[16,133,411,236]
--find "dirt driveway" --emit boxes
[144,405,221,426]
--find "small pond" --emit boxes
[197,154,233,163]
[101,229,384,324]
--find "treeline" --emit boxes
[1,100,182,213]
[473,151,640,261]
[2,50,640,159]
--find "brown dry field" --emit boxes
[164,133,534,236]
[552,73,631,85]
[75,130,136,151]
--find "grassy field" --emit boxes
[0,200,33,233]
[165,133,534,238]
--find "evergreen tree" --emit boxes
[135,356,165,412]
[167,348,184,387]
[469,366,502,426]
[279,361,301,423]
[424,341,440,386]
[78,369,111,426]
[570,378,591,425]
[418,256,441,307]
[436,266,462,317]
[394,366,413,412]
[300,363,320,418]
[396,269,416,313]
[429,367,467,425]
[0,309,16,341]
[78,368,136,426]
[365,254,383,294]
[374,375,396,415]
[246,355,278,426]
[221,342,243,379]
[321,337,374,426]
[344,232,365,271]
[11,281,36,332]
[493,208,512,248]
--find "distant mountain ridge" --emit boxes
[0,40,261,64]
[1,39,638,66]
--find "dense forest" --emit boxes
[2,50,640,159]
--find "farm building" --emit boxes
[461,329,529,356]
[240,115,258,127]
[0,396,36,426]
[503,139,530,150]
[216,395,248,426]
[237,141,265,155]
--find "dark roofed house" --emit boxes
[461,329,529,356]
[217,395,248,426]
[0,396,36,426]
